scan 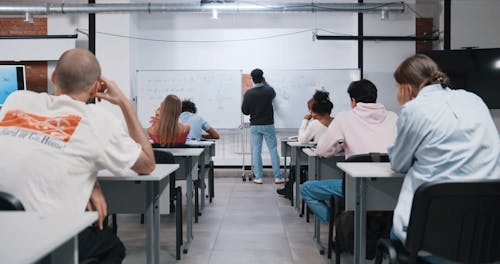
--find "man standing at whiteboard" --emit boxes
[242,69,284,184]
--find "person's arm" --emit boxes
[203,127,220,139]
[96,76,155,175]
[388,109,420,173]
[241,94,250,115]
[298,118,313,144]
[86,182,107,230]
[201,119,219,139]
[315,118,343,158]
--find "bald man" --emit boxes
[0,48,155,263]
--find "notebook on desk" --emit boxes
[280,135,298,141]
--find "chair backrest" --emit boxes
[406,180,500,264]
[0,191,25,211]
[153,149,176,164]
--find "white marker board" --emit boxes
[264,69,361,128]
[135,70,242,129]
[136,69,360,129]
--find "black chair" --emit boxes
[375,180,500,264]
[0,191,24,211]
[327,153,390,262]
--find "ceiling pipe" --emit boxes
[0,2,404,15]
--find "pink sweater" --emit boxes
[316,103,398,158]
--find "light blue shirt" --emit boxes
[179,112,211,141]
[389,84,499,243]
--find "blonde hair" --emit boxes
[394,54,449,90]
[155,94,182,146]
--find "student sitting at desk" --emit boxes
[278,90,334,197]
[300,79,398,223]
[297,90,334,144]
[0,48,156,263]
[389,54,499,261]
[148,94,190,146]
[179,99,220,141]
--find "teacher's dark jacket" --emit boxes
[241,82,276,125]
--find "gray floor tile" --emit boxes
[117,169,346,263]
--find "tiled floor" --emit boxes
[117,169,357,264]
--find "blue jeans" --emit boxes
[300,179,343,223]
[250,125,283,180]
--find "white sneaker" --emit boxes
[253,178,263,184]
[274,178,285,184]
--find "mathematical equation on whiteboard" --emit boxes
[135,70,242,129]
[135,69,360,129]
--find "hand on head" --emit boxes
[95,76,128,105]
[304,113,312,120]
[396,83,417,105]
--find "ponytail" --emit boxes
[395,54,449,90]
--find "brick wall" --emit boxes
[416,18,434,52]
[0,17,48,92]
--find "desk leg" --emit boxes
[184,157,193,254]
[209,159,214,203]
[354,178,367,264]
[310,155,324,254]
[199,152,206,211]
[295,149,302,214]
[153,182,160,264]
[146,182,153,264]
[48,235,78,263]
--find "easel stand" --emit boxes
[240,122,254,182]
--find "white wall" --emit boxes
[47,14,88,94]
[364,0,415,113]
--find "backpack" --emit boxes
[335,211,393,260]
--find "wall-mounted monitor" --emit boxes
[0,65,26,106]
[421,48,500,109]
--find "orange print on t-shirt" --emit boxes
[0,110,81,142]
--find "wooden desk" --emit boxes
[302,148,345,254]
[0,212,97,264]
[287,141,316,210]
[185,140,217,206]
[336,162,404,264]
[153,148,204,254]
[98,164,178,264]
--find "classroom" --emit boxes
[0,1,499,263]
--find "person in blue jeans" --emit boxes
[241,68,284,184]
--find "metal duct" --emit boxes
[0,2,404,15]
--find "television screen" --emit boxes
[421,48,500,109]
[0,65,26,106]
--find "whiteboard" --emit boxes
[135,70,242,129]
[265,69,361,128]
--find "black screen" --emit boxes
[421,48,500,109]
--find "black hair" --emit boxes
[181,99,197,114]
[347,79,378,103]
[311,90,333,115]
[251,68,264,83]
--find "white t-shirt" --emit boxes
[298,119,328,144]
[0,91,141,213]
